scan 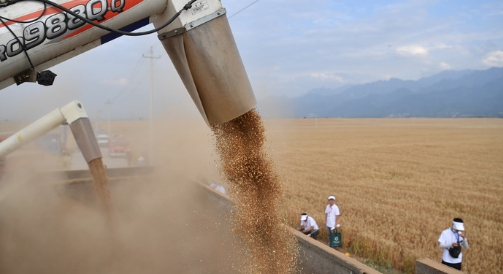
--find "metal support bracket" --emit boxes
[158,28,186,40]
[158,8,227,40]
[13,68,37,85]
[185,8,226,31]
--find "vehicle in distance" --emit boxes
[95,134,109,147]
[109,135,129,157]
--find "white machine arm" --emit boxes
[0,100,102,162]
[0,0,257,125]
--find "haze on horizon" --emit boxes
[0,0,502,121]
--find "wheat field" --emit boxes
[264,118,503,273]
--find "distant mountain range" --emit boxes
[259,67,503,118]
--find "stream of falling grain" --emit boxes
[88,157,113,223]
[211,109,299,274]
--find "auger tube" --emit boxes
[0,0,257,125]
[0,100,102,163]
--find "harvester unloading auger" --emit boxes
[0,100,112,218]
[0,0,256,219]
[0,100,101,163]
[0,0,257,125]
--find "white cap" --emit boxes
[453,221,465,231]
[300,215,307,221]
[328,196,335,201]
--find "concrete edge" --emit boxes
[416,258,465,274]
[35,166,157,181]
[293,229,381,274]
[194,180,381,274]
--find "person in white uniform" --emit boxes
[438,218,469,270]
[297,213,320,239]
[324,195,340,246]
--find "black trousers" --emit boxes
[442,260,462,270]
[300,228,319,240]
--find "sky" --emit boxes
[0,0,502,121]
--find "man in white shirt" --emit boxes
[324,195,340,246]
[297,213,320,239]
[438,218,469,270]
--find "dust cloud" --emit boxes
[0,119,245,274]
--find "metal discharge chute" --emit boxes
[0,100,101,163]
[154,3,257,125]
[0,0,256,125]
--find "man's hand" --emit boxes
[459,233,465,239]
[452,242,459,247]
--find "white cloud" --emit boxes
[396,45,429,56]
[482,50,503,67]
[310,73,344,82]
[488,10,503,16]
[430,43,453,50]
[439,62,452,70]
[100,78,129,87]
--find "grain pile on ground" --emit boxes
[88,157,113,223]
[211,109,299,274]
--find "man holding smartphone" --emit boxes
[438,218,470,270]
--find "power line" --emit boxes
[228,0,261,19]
[110,56,146,102]
[105,99,112,137]
[115,55,164,104]
[113,71,150,104]
[142,46,161,165]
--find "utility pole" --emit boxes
[142,46,161,165]
[106,100,112,138]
